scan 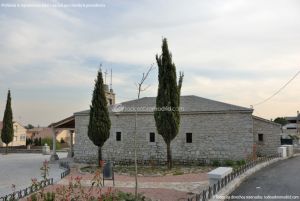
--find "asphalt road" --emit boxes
[0,153,67,197]
[229,156,300,201]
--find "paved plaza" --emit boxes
[0,152,67,197]
[55,169,209,201]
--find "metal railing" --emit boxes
[60,161,71,179]
[0,178,53,201]
[186,155,279,201]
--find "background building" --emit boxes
[282,112,300,136]
[0,121,27,147]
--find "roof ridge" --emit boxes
[75,95,252,114]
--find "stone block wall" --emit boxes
[172,112,253,161]
[74,115,98,163]
[253,117,281,156]
[74,111,254,163]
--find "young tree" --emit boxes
[1,90,14,154]
[34,138,39,146]
[88,69,111,166]
[133,65,154,198]
[25,124,34,129]
[273,117,288,126]
[154,38,183,169]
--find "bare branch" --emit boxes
[138,63,155,86]
[140,84,151,92]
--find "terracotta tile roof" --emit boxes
[26,127,53,138]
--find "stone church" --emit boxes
[71,87,281,164]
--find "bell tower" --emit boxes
[103,69,115,105]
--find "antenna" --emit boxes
[104,69,108,84]
[110,68,113,91]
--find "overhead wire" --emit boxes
[252,70,300,107]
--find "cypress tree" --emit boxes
[154,38,183,169]
[39,137,42,146]
[88,70,111,166]
[1,90,14,154]
[34,138,39,146]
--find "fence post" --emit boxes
[18,190,22,199]
[213,184,216,194]
[203,190,206,200]
[196,193,201,201]
[208,186,212,198]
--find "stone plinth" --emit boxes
[278,146,287,158]
[282,145,293,157]
[42,144,50,155]
[208,167,233,185]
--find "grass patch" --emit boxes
[172,169,184,176]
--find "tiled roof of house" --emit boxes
[26,127,53,138]
[75,95,252,115]
[0,121,26,130]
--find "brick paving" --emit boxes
[53,168,209,201]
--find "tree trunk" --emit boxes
[5,144,8,154]
[167,142,172,169]
[98,146,102,167]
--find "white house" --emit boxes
[0,121,27,147]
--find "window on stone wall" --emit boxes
[186,133,192,143]
[258,133,264,142]
[149,132,155,142]
[116,132,121,141]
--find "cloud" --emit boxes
[0,0,300,125]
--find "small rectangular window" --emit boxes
[149,132,155,142]
[258,133,264,142]
[116,132,121,141]
[20,135,26,141]
[186,133,192,143]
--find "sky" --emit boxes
[0,0,300,126]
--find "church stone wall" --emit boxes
[253,117,281,156]
[74,112,254,164]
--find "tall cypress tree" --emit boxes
[1,90,14,154]
[154,38,183,169]
[88,70,111,165]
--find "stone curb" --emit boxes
[208,156,296,201]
